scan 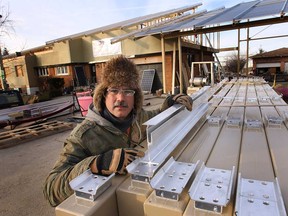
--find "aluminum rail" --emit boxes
[127,102,210,182]
[143,85,212,145]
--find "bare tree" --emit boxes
[0,1,14,90]
[0,1,14,37]
[224,52,246,76]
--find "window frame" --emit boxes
[56,66,69,75]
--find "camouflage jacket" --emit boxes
[43,104,160,207]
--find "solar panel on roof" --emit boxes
[141,69,155,92]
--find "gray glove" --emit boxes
[160,93,193,112]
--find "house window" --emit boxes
[15,65,24,77]
[56,66,69,75]
[37,68,49,76]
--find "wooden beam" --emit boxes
[246,26,250,76]
[218,47,238,52]
[237,29,240,78]
[161,36,166,93]
[172,41,176,94]
[178,36,183,94]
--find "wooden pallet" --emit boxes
[0,120,74,149]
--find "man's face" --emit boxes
[105,86,135,120]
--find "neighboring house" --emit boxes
[1,4,216,95]
[251,48,288,81]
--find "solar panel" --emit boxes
[141,69,155,92]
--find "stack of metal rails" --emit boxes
[56,77,288,216]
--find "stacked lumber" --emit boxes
[0,121,73,149]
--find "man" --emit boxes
[43,55,193,207]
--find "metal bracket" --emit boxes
[189,164,235,214]
[223,96,233,103]
[246,97,258,104]
[264,115,283,128]
[271,95,282,101]
[226,116,242,128]
[150,157,198,200]
[69,169,115,201]
[235,174,287,216]
[212,95,223,103]
[234,97,245,103]
[245,118,263,129]
[258,96,270,103]
[207,114,223,126]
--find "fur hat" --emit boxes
[93,55,143,114]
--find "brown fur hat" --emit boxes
[93,55,143,114]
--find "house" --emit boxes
[250,48,288,81]
[1,4,216,95]
[4,0,287,95]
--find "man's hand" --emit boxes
[172,94,193,111]
[160,93,193,112]
[93,148,145,175]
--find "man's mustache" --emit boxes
[113,101,128,108]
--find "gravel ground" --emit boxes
[0,94,164,216]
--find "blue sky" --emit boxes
[1,0,288,57]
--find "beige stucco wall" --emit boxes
[25,55,38,87]
[21,27,183,67]
[36,42,71,66]
[3,56,27,90]
[67,27,177,63]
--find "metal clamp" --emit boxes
[245,118,263,129]
[226,116,242,128]
[235,174,287,216]
[150,157,198,200]
[189,164,235,214]
[207,114,223,126]
[271,95,282,101]
[258,96,270,103]
[234,96,245,103]
[246,97,258,104]
[223,96,234,103]
[264,115,283,128]
[69,169,114,201]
